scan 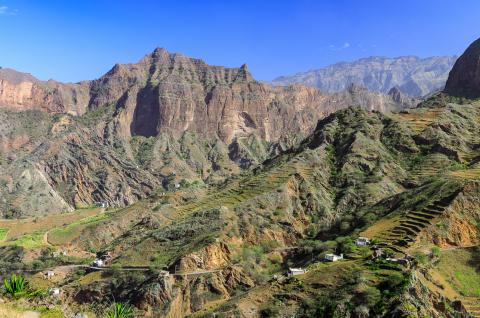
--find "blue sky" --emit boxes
[0,0,479,82]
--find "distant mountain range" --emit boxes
[272,55,457,97]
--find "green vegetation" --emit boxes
[9,232,45,249]
[4,274,26,296]
[49,212,112,244]
[454,271,480,297]
[437,247,480,297]
[105,303,134,318]
[77,103,115,126]
[431,246,441,258]
[130,135,156,166]
[38,307,64,318]
[0,228,8,241]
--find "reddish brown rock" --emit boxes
[0,68,89,114]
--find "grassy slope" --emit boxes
[436,247,480,297]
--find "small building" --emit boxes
[355,237,370,246]
[287,268,308,276]
[175,183,181,189]
[73,314,88,318]
[386,257,410,266]
[325,253,344,262]
[92,259,105,267]
[51,287,61,296]
[44,271,55,280]
[94,201,109,208]
[53,250,68,257]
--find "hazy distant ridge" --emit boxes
[272,55,457,97]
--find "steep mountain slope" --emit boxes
[272,55,456,97]
[445,37,480,98]
[0,49,416,217]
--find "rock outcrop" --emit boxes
[0,68,89,114]
[0,49,413,144]
[444,37,480,98]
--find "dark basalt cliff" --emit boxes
[445,37,480,98]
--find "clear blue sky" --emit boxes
[0,0,479,83]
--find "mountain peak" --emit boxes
[150,47,170,59]
[444,38,480,98]
[236,63,253,81]
[0,68,39,84]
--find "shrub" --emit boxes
[414,252,428,265]
[4,274,26,296]
[259,303,281,317]
[357,286,381,307]
[105,303,134,318]
[431,246,441,258]
[107,264,122,276]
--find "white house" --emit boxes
[45,271,55,280]
[386,257,410,266]
[324,253,344,262]
[287,268,308,276]
[53,250,68,257]
[92,259,105,267]
[355,237,370,246]
[51,288,61,296]
[94,201,109,208]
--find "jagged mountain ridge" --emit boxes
[0,49,417,217]
[272,55,457,97]
[0,49,414,143]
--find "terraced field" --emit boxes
[172,155,317,217]
[375,191,460,253]
[434,247,480,318]
[48,210,113,245]
[407,153,452,184]
[393,107,445,134]
[464,297,480,318]
[450,162,480,179]
[458,107,480,163]
[0,208,102,242]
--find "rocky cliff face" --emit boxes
[0,68,89,114]
[272,55,457,97]
[0,49,413,144]
[444,37,480,98]
[0,49,418,217]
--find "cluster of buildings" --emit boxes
[287,237,369,276]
